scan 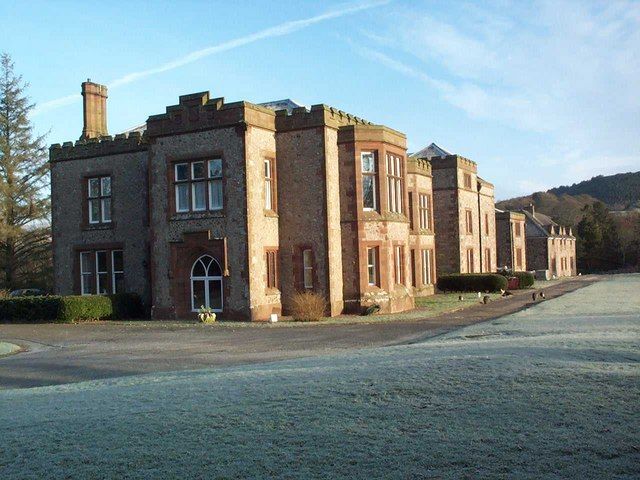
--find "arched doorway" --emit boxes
[190,255,223,312]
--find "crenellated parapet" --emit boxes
[275,103,374,131]
[50,131,147,162]
[422,154,477,173]
[407,157,432,176]
[145,91,276,137]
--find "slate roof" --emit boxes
[520,209,574,238]
[121,123,147,135]
[411,142,452,159]
[258,99,306,114]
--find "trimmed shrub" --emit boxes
[0,293,144,323]
[289,292,327,322]
[58,295,113,322]
[437,274,508,293]
[497,269,536,289]
[511,271,535,289]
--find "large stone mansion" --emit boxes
[50,81,576,320]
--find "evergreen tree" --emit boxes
[0,53,50,291]
[576,202,624,272]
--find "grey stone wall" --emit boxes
[51,150,151,304]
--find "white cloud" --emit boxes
[354,0,640,191]
[33,0,390,116]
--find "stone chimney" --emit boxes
[526,203,535,217]
[80,79,108,140]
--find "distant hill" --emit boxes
[497,171,640,226]
[549,172,640,211]
[497,192,599,226]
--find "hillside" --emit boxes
[497,171,640,226]
[496,191,599,226]
[549,171,640,210]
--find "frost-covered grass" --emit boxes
[1,275,638,479]
[0,341,19,357]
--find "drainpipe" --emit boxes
[477,181,483,272]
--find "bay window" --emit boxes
[419,194,432,230]
[386,154,404,214]
[361,151,377,211]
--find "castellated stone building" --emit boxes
[411,143,497,276]
[520,205,577,278]
[50,81,437,321]
[495,209,527,271]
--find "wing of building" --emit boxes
[50,82,440,320]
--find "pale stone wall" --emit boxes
[478,183,497,272]
[244,125,281,318]
[323,127,345,315]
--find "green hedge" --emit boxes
[497,270,536,289]
[437,274,508,293]
[0,293,144,323]
[511,271,535,289]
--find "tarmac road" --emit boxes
[0,276,597,388]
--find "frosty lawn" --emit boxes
[0,341,19,357]
[1,275,638,479]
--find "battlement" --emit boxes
[423,154,477,172]
[407,157,432,176]
[275,103,374,131]
[50,131,147,162]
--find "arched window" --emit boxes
[190,255,223,312]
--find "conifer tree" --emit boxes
[0,53,50,290]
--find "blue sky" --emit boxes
[2,0,639,199]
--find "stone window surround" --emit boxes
[361,150,378,212]
[421,248,435,286]
[393,243,405,285]
[366,245,380,287]
[355,143,408,220]
[418,193,433,231]
[466,248,475,273]
[361,241,385,293]
[73,242,124,295]
[263,155,278,214]
[81,171,115,231]
[167,152,227,219]
[465,209,474,235]
[265,247,279,292]
[386,153,404,214]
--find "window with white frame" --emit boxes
[112,250,124,293]
[88,176,111,224]
[79,249,124,295]
[80,252,92,295]
[95,251,109,294]
[303,249,314,289]
[367,247,378,286]
[394,245,404,284]
[361,152,377,211]
[386,154,403,214]
[419,194,432,230]
[264,159,274,210]
[174,159,223,213]
[421,249,433,285]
